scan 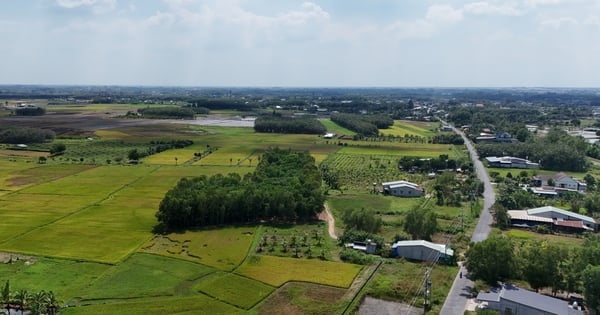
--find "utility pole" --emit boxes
[424,267,432,314]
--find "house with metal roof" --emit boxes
[485,156,539,169]
[477,284,583,315]
[382,180,424,197]
[508,206,597,233]
[391,240,453,262]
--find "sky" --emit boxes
[1,0,599,87]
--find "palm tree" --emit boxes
[28,290,47,315]
[13,289,28,315]
[1,280,10,315]
[45,291,60,315]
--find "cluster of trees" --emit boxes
[0,126,55,144]
[156,148,324,230]
[137,106,195,119]
[49,143,66,155]
[403,206,437,240]
[183,104,210,114]
[14,107,46,116]
[477,128,588,172]
[465,235,600,312]
[341,208,382,234]
[331,113,393,137]
[398,154,461,173]
[188,99,258,111]
[430,134,464,145]
[2,280,60,315]
[254,114,326,134]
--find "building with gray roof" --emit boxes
[476,284,583,315]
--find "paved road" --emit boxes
[439,124,495,315]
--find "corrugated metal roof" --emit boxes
[527,206,596,225]
[391,240,454,256]
[508,210,553,223]
[500,284,583,315]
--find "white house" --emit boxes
[391,240,453,262]
[477,284,583,315]
[382,180,424,197]
[532,173,586,192]
[485,156,539,169]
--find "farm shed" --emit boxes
[476,284,583,315]
[382,180,423,197]
[391,240,453,262]
[508,206,597,232]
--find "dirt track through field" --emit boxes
[318,203,337,240]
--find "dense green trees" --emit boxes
[341,208,382,233]
[49,143,66,155]
[477,128,588,172]
[466,234,600,310]
[330,113,392,136]
[156,148,324,230]
[0,126,55,144]
[15,107,46,116]
[254,115,326,134]
[403,207,437,240]
[465,236,517,285]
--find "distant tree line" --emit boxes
[127,140,194,161]
[331,113,393,137]
[14,107,46,116]
[477,128,588,172]
[137,106,195,119]
[183,104,210,115]
[156,148,324,230]
[188,99,258,111]
[254,114,326,134]
[0,126,55,144]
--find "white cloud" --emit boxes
[540,16,578,29]
[56,0,116,13]
[463,2,523,16]
[523,0,566,8]
[426,4,464,23]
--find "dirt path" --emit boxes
[318,202,337,240]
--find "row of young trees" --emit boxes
[465,235,600,313]
[155,148,324,230]
[0,126,55,144]
[137,106,196,119]
[254,114,326,134]
[330,113,393,137]
[2,280,60,315]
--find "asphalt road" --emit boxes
[439,124,495,315]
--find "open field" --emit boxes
[194,272,275,309]
[141,226,257,270]
[380,120,439,138]
[236,254,362,288]
[319,119,356,136]
[0,110,472,314]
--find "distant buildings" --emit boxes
[382,180,424,197]
[475,131,516,143]
[532,172,586,193]
[485,156,539,169]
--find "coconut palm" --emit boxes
[45,291,60,315]
[13,289,28,315]
[1,280,10,315]
[28,290,47,315]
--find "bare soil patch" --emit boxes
[259,282,346,315]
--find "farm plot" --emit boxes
[236,255,361,288]
[77,253,214,300]
[258,282,347,315]
[141,226,256,270]
[59,294,246,315]
[319,119,356,136]
[194,272,275,309]
[46,139,152,165]
[193,146,257,167]
[1,164,95,190]
[0,166,161,262]
[254,223,333,260]
[380,120,438,138]
[321,153,406,191]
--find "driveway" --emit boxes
[439,123,495,315]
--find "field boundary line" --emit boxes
[341,259,383,315]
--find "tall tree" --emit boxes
[465,236,516,285]
[403,207,437,240]
[582,265,600,313]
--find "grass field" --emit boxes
[319,119,356,136]
[257,282,348,315]
[236,255,362,288]
[380,120,438,138]
[141,226,257,270]
[194,272,275,309]
[59,294,246,315]
[77,253,214,300]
